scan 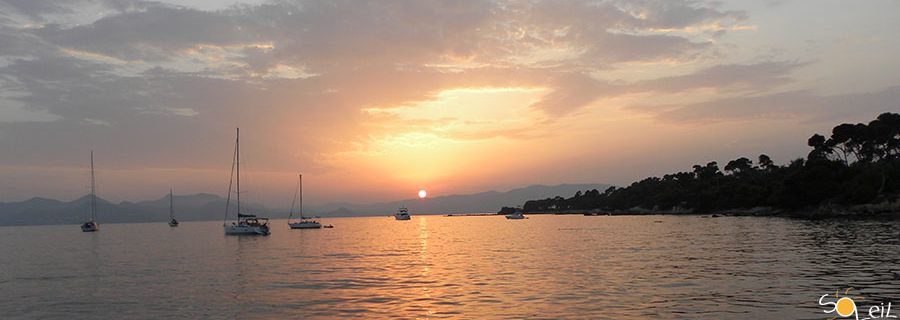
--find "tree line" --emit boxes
[504,112,900,214]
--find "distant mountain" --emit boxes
[0,183,609,225]
[310,183,610,216]
[0,193,271,226]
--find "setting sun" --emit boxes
[418,190,427,199]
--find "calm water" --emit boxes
[1,215,899,319]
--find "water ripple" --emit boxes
[1,216,899,319]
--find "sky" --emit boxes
[0,0,898,207]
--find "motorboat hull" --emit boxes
[394,214,411,220]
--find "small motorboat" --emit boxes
[505,212,526,219]
[394,207,411,220]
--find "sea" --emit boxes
[1,215,899,319]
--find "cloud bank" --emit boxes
[0,0,897,203]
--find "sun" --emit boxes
[418,189,427,199]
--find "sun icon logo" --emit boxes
[820,288,864,320]
[835,296,857,318]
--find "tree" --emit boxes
[808,134,831,161]
[693,161,721,180]
[758,154,775,172]
[725,157,753,175]
[509,112,900,215]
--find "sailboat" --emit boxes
[80,151,99,232]
[168,189,179,227]
[288,174,322,229]
[223,128,270,236]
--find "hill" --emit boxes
[311,184,610,216]
[0,193,270,226]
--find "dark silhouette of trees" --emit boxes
[512,113,900,215]
[724,157,753,175]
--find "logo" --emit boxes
[819,288,896,320]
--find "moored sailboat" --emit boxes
[168,189,179,227]
[288,174,322,229]
[80,151,100,232]
[223,128,270,236]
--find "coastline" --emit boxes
[507,198,900,219]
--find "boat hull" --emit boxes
[81,221,99,232]
[289,221,322,229]
[394,215,411,220]
[224,224,270,235]
[168,219,179,227]
[505,214,525,219]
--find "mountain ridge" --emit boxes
[0,183,609,225]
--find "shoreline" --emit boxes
[508,199,900,219]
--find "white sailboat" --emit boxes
[80,151,100,232]
[223,128,270,236]
[288,174,322,229]
[394,207,411,220]
[168,189,179,227]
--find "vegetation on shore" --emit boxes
[501,113,900,216]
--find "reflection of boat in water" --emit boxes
[288,174,322,229]
[505,212,526,219]
[394,207,411,220]
[81,151,100,232]
[168,189,179,227]
[223,128,270,236]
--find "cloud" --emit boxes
[12,0,892,203]
[636,61,806,93]
[36,5,248,62]
[528,72,614,116]
[635,86,900,123]
[624,0,746,29]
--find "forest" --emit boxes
[504,112,900,215]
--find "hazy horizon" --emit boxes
[2,0,899,206]
[0,182,606,209]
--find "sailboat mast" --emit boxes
[289,174,299,221]
[223,129,238,225]
[90,150,96,222]
[299,173,303,219]
[169,189,174,220]
[236,127,241,216]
